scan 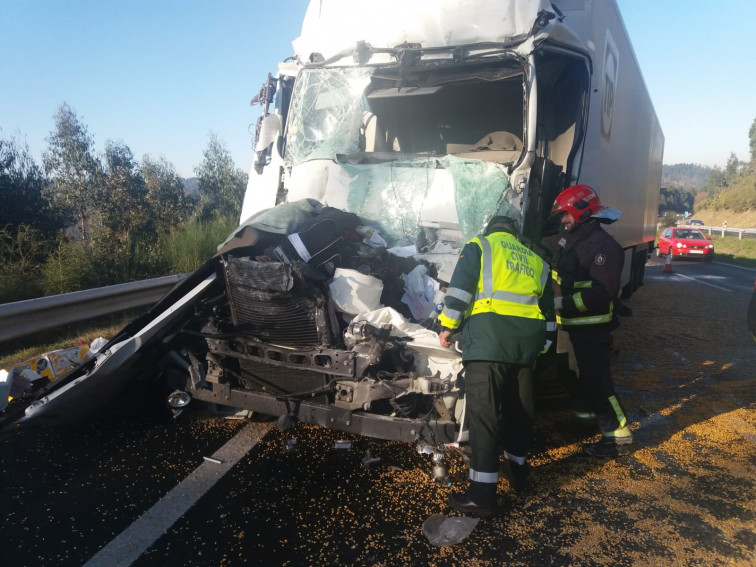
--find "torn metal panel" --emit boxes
[293,0,558,65]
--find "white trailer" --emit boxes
[243,0,663,292]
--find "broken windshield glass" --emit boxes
[286,68,373,165]
[285,65,525,168]
[337,156,520,246]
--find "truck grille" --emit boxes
[223,257,330,347]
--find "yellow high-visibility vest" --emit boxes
[469,233,548,320]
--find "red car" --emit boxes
[656,227,714,261]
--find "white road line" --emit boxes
[672,272,733,292]
[83,422,272,567]
[712,260,756,272]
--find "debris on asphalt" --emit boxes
[422,514,479,546]
[361,450,382,467]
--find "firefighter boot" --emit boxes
[583,435,633,458]
[501,459,529,495]
[448,480,497,518]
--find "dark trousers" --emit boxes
[464,361,534,481]
[567,330,627,434]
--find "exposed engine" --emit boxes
[161,205,465,444]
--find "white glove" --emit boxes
[554,296,563,310]
[541,339,553,354]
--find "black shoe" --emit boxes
[448,492,497,518]
[615,302,633,316]
[583,436,632,458]
[501,460,529,494]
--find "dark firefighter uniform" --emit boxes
[438,219,550,516]
[552,219,633,446]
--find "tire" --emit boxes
[637,249,647,286]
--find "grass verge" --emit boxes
[0,309,145,369]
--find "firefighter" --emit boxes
[437,215,550,517]
[549,184,633,457]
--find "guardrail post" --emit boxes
[739,230,743,240]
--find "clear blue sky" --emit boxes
[1,0,754,178]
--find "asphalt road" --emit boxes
[1,256,755,566]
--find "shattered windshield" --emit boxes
[285,65,525,166]
[284,64,526,244]
[338,156,518,245]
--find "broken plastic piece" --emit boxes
[203,456,222,464]
[361,450,382,467]
[333,440,352,450]
[422,514,480,546]
[328,269,384,315]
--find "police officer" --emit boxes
[549,184,633,457]
[437,216,550,517]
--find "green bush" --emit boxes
[0,261,43,302]
[0,224,46,302]
[40,238,99,295]
[158,214,239,274]
[660,212,678,229]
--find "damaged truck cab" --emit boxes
[2,0,663,450]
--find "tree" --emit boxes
[43,103,102,244]
[749,116,756,164]
[88,140,158,283]
[195,134,248,222]
[658,186,694,214]
[99,140,151,241]
[724,152,740,178]
[142,155,192,229]
[0,135,64,237]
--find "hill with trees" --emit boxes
[662,163,711,192]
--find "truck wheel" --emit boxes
[622,250,639,299]
[636,249,647,287]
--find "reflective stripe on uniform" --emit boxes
[540,263,550,289]
[556,312,613,325]
[438,307,463,330]
[445,287,473,304]
[608,395,627,429]
[502,451,526,465]
[469,468,499,484]
[605,426,633,439]
[476,289,539,305]
[573,291,587,312]
[479,236,494,298]
[574,280,592,288]
[441,306,463,322]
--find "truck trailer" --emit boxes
[1,0,663,450]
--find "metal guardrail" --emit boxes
[0,273,189,343]
[677,224,756,239]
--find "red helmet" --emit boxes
[550,184,606,223]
